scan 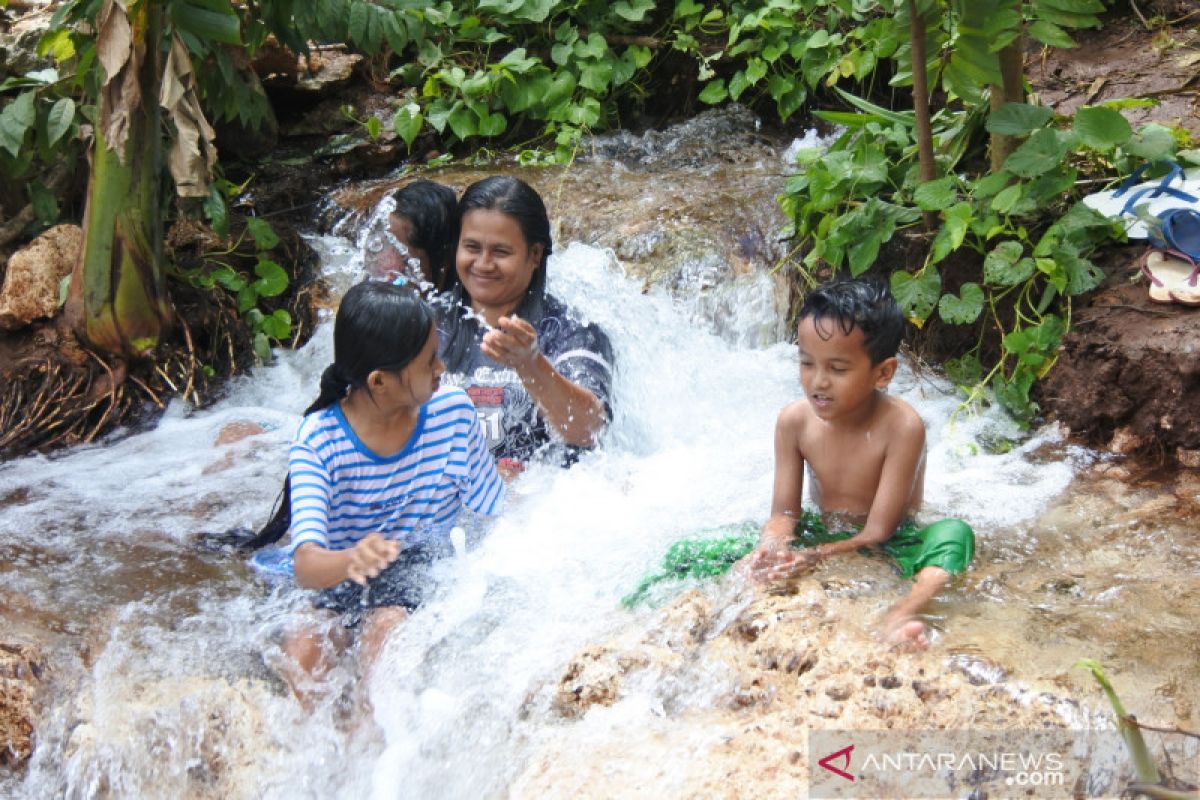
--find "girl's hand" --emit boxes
[346,533,401,585]
[480,315,539,370]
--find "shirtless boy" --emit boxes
[743,279,974,648]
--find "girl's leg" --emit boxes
[281,613,350,708]
[357,605,409,679]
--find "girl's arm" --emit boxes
[293,534,400,589]
[481,316,607,447]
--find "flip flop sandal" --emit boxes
[1140,248,1200,306]
[1118,185,1200,239]
[1083,161,1200,220]
[1156,207,1200,260]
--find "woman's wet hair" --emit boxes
[246,282,435,549]
[798,278,906,364]
[391,180,460,291]
[458,175,552,296]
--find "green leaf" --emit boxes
[991,182,1025,215]
[170,1,243,46]
[1027,20,1077,48]
[252,259,288,297]
[253,332,273,363]
[613,0,654,22]
[698,79,727,105]
[986,102,1053,136]
[984,241,1033,286]
[1072,106,1132,150]
[245,217,280,250]
[1125,123,1177,161]
[393,105,423,149]
[1003,128,1070,178]
[261,309,292,340]
[30,181,58,226]
[929,202,973,264]
[213,265,245,291]
[938,282,984,325]
[913,176,957,211]
[37,28,75,62]
[0,91,36,158]
[45,97,75,147]
[890,268,942,325]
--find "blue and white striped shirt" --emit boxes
[286,387,505,553]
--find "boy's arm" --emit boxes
[760,404,807,551]
[813,410,926,560]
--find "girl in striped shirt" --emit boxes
[258,281,504,697]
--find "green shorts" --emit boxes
[793,517,975,579]
[622,512,975,606]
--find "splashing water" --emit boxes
[1,239,1085,799]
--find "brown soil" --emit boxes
[1027,11,1200,459]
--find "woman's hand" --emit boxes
[346,533,401,585]
[480,315,539,370]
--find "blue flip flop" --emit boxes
[1118,185,1200,239]
[250,547,294,579]
[1155,207,1200,260]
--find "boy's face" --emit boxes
[797,315,897,422]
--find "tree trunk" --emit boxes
[906,0,938,229]
[67,0,172,358]
[989,37,1027,173]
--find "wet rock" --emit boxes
[61,675,279,798]
[0,224,81,330]
[0,642,45,767]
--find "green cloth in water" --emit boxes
[622,512,975,607]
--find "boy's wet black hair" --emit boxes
[390,180,460,291]
[245,282,436,549]
[798,278,905,364]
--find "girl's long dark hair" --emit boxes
[244,282,436,549]
[392,180,460,292]
[440,175,553,370]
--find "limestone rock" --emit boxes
[0,224,82,331]
[0,642,45,767]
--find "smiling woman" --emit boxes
[435,176,615,473]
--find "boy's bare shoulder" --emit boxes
[776,399,813,429]
[878,394,926,439]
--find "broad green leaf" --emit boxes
[913,176,957,211]
[0,91,36,158]
[890,268,942,325]
[393,105,423,148]
[261,309,292,340]
[929,202,973,264]
[45,97,75,147]
[477,109,507,137]
[1036,256,1069,293]
[1125,123,1177,161]
[698,79,727,105]
[252,259,288,297]
[991,182,1025,215]
[237,286,257,313]
[983,241,1033,286]
[1072,106,1131,150]
[613,0,654,22]
[37,28,75,62]
[986,103,1053,136]
[30,181,58,225]
[170,1,243,46]
[253,332,272,363]
[1027,20,1077,48]
[246,217,280,250]
[1003,128,1069,178]
[938,282,984,325]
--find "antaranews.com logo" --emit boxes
[808,729,1131,799]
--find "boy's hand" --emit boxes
[346,533,401,585]
[741,543,817,583]
[481,315,539,370]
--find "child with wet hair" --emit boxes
[362,179,460,293]
[741,278,974,649]
[255,281,504,700]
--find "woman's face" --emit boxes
[456,209,542,318]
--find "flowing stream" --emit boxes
[2,118,1198,798]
